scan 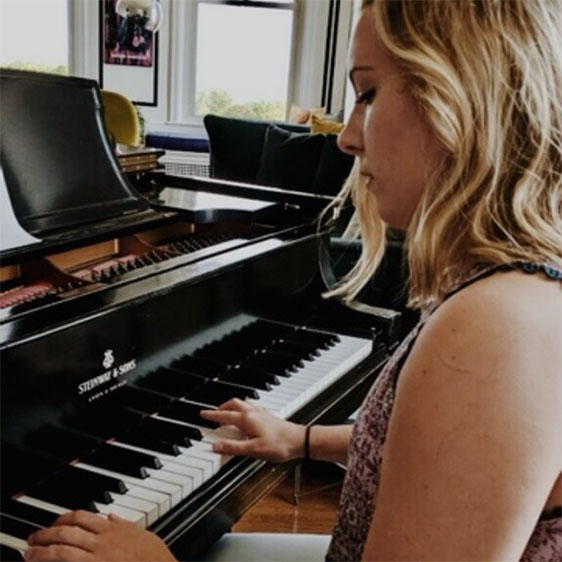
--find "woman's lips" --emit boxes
[361,172,376,192]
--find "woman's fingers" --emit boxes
[52,510,108,534]
[215,397,256,412]
[25,544,95,561]
[212,438,260,456]
[200,409,244,425]
[27,525,98,552]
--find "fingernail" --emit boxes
[214,443,223,453]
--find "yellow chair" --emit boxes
[99,89,141,147]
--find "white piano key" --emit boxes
[167,454,214,481]
[162,462,203,487]
[95,502,145,526]
[0,532,27,554]
[125,485,170,517]
[15,495,68,516]
[109,492,159,526]
[75,462,182,507]
[179,445,230,470]
[111,442,203,487]
[145,468,193,498]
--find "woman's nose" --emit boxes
[337,109,363,156]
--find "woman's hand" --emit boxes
[200,398,306,462]
[25,511,176,562]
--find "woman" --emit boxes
[25,1,561,560]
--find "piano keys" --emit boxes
[2,317,385,559]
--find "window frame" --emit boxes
[168,0,299,125]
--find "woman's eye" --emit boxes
[355,88,376,105]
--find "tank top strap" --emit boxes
[443,260,562,303]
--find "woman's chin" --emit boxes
[377,204,409,230]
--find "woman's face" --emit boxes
[338,10,444,229]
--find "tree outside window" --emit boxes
[0,0,69,75]
[193,0,295,121]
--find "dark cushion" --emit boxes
[203,114,307,184]
[255,125,326,192]
[312,134,354,195]
[146,132,209,153]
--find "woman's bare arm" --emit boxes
[362,271,561,561]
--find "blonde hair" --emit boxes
[329,0,562,309]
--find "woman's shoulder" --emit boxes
[412,266,561,391]
[440,265,560,335]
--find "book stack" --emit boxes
[116,146,165,173]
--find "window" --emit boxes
[172,0,296,123]
[0,0,69,75]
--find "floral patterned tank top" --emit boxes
[326,262,562,562]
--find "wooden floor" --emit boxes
[233,461,345,535]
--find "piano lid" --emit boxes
[0,70,148,236]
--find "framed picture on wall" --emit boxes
[99,0,159,106]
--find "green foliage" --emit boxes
[135,106,146,146]
[1,61,68,76]
[196,90,286,121]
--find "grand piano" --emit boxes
[0,70,399,560]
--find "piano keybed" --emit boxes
[1,319,373,560]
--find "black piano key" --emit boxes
[170,354,225,377]
[116,386,172,414]
[237,365,284,382]
[25,483,100,513]
[163,401,218,429]
[23,426,101,464]
[0,514,39,540]
[195,342,247,364]
[0,544,23,561]
[192,381,259,406]
[262,349,305,369]
[65,466,128,494]
[139,416,202,443]
[1,444,63,497]
[218,369,274,390]
[243,355,295,377]
[138,367,206,398]
[274,340,322,359]
[34,468,117,507]
[63,407,144,440]
[118,432,182,456]
[86,444,161,478]
[294,329,340,348]
[1,499,58,528]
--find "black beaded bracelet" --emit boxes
[304,424,312,460]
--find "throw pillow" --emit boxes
[256,124,325,192]
[203,114,269,183]
[203,114,309,183]
[310,115,345,135]
[288,104,326,125]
